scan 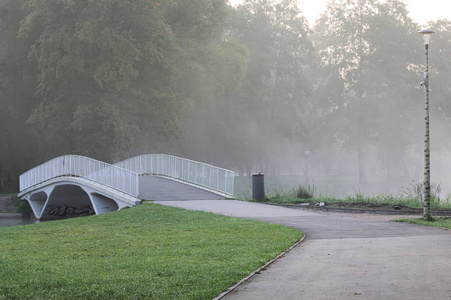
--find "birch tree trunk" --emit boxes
[423,44,432,221]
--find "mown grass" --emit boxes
[395,217,451,229]
[0,203,302,300]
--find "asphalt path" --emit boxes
[155,200,451,300]
[138,175,224,201]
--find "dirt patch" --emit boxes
[286,201,451,216]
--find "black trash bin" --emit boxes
[252,173,265,200]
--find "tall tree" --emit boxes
[315,0,380,184]
[0,0,39,190]
[366,0,421,183]
[314,0,419,186]
[165,0,228,46]
[153,1,250,168]
[426,19,451,151]
[19,0,181,161]
[225,0,315,174]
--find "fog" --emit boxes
[1,0,451,199]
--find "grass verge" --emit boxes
[0,203,302,300]
[255,190,451,210]
[235,175,451,209]
[395,217,451,229]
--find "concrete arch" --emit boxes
[18,177,141,220]
[43,184,94,220]
[90,193,119,214]
[28,191,48,218]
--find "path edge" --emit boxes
[213,233,306,300]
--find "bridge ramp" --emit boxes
[139,176,225,201]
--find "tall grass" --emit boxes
[237,175,451,209]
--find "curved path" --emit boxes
[155,200,451,299]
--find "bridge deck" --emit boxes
[139,176,225,201]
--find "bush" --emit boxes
[296,184,315,199]
[16,199,33,217]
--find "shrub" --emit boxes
[296,184,315,199]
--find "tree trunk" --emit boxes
[413,150,423,182]
[423,43,432,221]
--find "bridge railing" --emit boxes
[116,154,234,197]
[19,155,139,197]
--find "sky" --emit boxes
[229,0,451,26]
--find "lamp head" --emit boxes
[419,29,435,45]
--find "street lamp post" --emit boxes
[419,29,435,221]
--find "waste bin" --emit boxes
[252,173,265,200]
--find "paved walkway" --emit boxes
[138,176,224,201]
[155,200,451,300]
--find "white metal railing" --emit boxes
[19,155,139,197]
[115,154,234,197]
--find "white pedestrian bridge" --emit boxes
[18,154,234,220]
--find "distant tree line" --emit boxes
[1,0,450,191]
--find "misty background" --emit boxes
[1,0,450,198]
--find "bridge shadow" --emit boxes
[139,176,225,201]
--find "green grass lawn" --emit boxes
[0,203,302,300]
[395,217,451,229]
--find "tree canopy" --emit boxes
[0,0,450,195]
[314,0,422,185]
[18,0,184,161]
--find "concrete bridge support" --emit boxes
[18,177,141,220]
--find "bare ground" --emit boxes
[274,201,451,221]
